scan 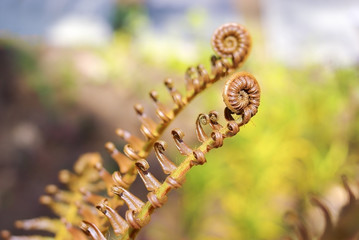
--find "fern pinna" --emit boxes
[1,23,260,240]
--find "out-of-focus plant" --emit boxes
[0,40,54,106]
[111,2,148,35]
[0,39,78,108]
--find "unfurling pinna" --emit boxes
[1,23,261,240]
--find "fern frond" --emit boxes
[1,23,258,240]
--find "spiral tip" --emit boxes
[223,72,260,124]
[211,23,251,64]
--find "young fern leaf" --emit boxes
[1,23,258,240]
[80,72,260,240]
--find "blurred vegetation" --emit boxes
[2,6,359,239]
[0,39,78,109]
[110,2,148,34]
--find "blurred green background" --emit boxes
[0,0,359,239]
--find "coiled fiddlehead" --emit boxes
[211,22,251,67]
[223,72,260,125]
[1,23,259,240]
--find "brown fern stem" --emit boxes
[117,22,252,197]
[81,23,252,238]
[1,22,255,240]
[121,120,245,239]
[83,69,261,240]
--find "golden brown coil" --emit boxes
[211,23,251,63]
[223,72,260,124]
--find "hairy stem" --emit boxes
[122,121,238,239]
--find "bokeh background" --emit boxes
[1,0,359,239]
